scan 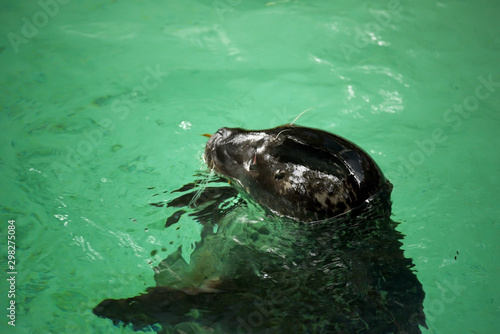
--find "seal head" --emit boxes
[204,125,388,222]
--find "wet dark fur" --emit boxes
[93,125,426,333]
[204,126,386,222]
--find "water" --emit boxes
[1,0,499,333]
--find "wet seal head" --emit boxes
[204,125,388,222]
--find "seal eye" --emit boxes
[274,170,285,181]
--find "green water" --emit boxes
[1,0,499,333]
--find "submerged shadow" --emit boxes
[94,179,426,333]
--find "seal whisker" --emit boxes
[275,108,313,139]
[275,128,291,140]
[289,107,313,126]
[188,168,215,208]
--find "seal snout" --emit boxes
[206,128,231,150]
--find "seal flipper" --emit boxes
[93,286,215,330]
[93,280,253,332]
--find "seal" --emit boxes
[204,125,387,222]
[93,124,426,333]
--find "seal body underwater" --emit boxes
[93,125,426,333]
